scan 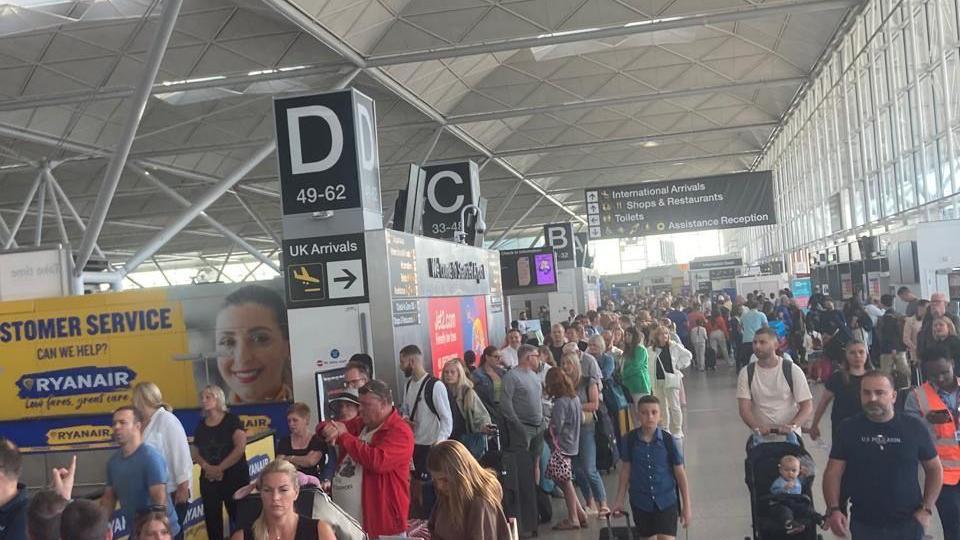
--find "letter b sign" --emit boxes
[544,223,575,263]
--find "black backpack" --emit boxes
[746,359,796,397]
[406,375,443,420]
[624,428,682,510]
[878,310,906,351]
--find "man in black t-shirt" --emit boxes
[548,323,567,363]
[823,371,942,539]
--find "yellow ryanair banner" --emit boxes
[0,290,194,419]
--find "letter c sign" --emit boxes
[426,171,464,214]
[287,105,343,174]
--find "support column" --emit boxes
[44,170,69,246]
[34,173,46,246]
[491,195,544,248]
[128,164,280,272]
[75,0,184,274]
[48,173,106,259]
[5,171,43,249]
[121,142,275,275]
[231,191,281,246]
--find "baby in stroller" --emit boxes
[745,431,825,539]
[769,454,822,533]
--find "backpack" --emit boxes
[878,310,906,351]
[624,428,682,509]
[406,375,442,420]
[746,358,796,398]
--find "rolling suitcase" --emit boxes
[600,511,634,540]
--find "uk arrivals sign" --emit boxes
[585,171,776,239]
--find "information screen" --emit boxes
[500,247,558,295]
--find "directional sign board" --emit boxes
[585,171,776,239]
[543,223,575,267]
[274,89,381,217]
[420,161,481,243]
[283,233,368,308]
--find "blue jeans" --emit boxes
[573,422,606,504]
[850,518,923,540]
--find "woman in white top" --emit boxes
[133,382,193,540]
[647,325,692,440]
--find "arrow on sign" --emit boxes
[333,268,357,289]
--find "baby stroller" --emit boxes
[744,431,824,540]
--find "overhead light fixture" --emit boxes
[641,141,660,148]
[247,65,308,77]
[160,75,226,87]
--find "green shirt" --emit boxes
[622,346,651,396]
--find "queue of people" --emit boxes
[12,285,960,540]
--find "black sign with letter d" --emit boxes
[274,90,380,216]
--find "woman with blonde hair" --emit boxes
[231,459,335,540]
[194,385,249,540]
[427,440,510,539]
[560,350,609,517]
[441,358,493,459]
[133,382,192,540]
[930,315,960,369]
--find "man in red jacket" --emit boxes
[321,379,414,538]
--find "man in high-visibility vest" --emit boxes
[905,345,960,539]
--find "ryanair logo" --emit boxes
[46,425,112,445]
[17,366,136,399]
[184,499,205,527]
[248,454,270,479]
[239,415,271,435]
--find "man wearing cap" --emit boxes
[321,380,414,539]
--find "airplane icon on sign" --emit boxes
[292,266,323,292]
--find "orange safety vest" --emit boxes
[914,382,960,485]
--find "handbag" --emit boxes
[657,355,682,390]
[459,432,487,459]
[546,448,572,483]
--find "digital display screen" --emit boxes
[535,253,556,285]
[499,247,558,295]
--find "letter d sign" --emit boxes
[287,105,342,174]
[274,89,381,217]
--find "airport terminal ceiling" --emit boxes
[0,0,858,276]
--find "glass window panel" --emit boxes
[904,151,919,208]
[883,165,898,215]
[925,143,941,200]
[867,173,881,222]
[942,0,959,41]
[853,182,866,226]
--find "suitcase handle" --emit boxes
[603,511,633,540]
